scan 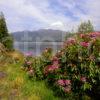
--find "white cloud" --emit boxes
[51,21,64,27]
[49,21,65,30]
[0,0,100,32]
[0,0,72,31]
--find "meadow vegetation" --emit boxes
[0,13,100,100]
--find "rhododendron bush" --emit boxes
[23,48,52,79]
[22,32,100,99]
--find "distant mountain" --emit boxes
[12,29,66,42]
[12,29,75,55]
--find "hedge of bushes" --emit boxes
[22,32,100,100]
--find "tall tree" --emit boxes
[0,12,9,41]
[78,20,94,34]
[0,12,13,50]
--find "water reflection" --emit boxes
[14,41,63,56]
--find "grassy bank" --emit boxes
[0,60,60,100]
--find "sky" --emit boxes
[0,0,100,32]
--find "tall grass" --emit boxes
[0,61,60,100]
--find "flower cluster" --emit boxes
[57,79,71,86]
[44,32,100,96]
[89,32,100,38]
[25,52,33,57]
[57,79,71,93]
[22,32,100,98]
[80,42,89,47]
[80,76,87,83]
[80,32,100,39]
[27,67,34,77]
[44,56,59,74]
[22,52,35,77]
[63,37,76,47]
[80,34,86,38]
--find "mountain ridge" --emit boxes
[12,29,67,42]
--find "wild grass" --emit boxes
[0,60,60,100]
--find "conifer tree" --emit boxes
[0,12,13,50]
[0,12,9,41]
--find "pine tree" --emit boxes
[0,12,13,50]
[78,20,94,34]
[0,12,9,41]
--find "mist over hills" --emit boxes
[12,29,66,42]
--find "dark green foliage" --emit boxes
[2,35,13,50]
[0,12,13,50]
[0,12,8,40]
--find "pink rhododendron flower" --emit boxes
[47,65,59,71]
[25,52,33,56]
[27,69,34,76]
[57,79,65,86]
[44,64,59,74]
[68,38,76,43]
[30,69,34,73]
[52,56,59,61]
[64,86,71,93]
[89,32,100,38]
[53,60,59,65]
[80,34,86,38]
[63,38,76,47]
[57,79,71,86]
[51,56,59,65]
[80,42,89,47]
[64,80,71,85]
[47,65,54,71]
[66,38,76,45]
[53,65,59,69]
[48,66,54,71]
[80,77,86,82]
[26,61,32,65]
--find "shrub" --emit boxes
[22,32,100,99]
[23,48,53,80]
[44,32,100,99]
[2,35,13,50]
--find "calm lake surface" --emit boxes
[14,41,63,56]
